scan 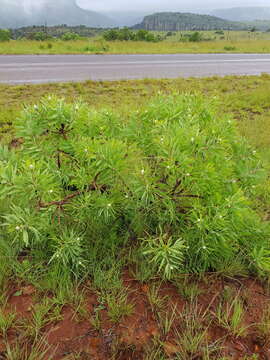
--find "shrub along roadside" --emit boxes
[103,28,162,42]
[61,32,81,41]
[0,94,269,281]
[0,29,11,42]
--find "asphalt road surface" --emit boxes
[1,54,270,84]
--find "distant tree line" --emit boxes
[0,26,163,43]
[2,22,270,44]
[5,25,163,43]
[7,26,163,43]
[28,31,81,41]
[9,25,104,40]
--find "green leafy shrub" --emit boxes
[179,32,204,42]
[143,228,186,279]
[117,27,135,41]
[31,32,51,41]
[1,95,270,279]
[82,41,109,53]
[134,29,149,41]
[103,28,162,42]
[181,31,213,42]
[0,29,11,42]
[102,29,119,41]
[189,32,203,42]
[134,29,162,42]
[61,32,80,41]
[224,46,237,51]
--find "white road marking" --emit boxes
[1,58,270,68]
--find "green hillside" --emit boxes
[134,12,246,31]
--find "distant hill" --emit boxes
[0,0,115,29]
[134,12,245,31]
[243,20,270,31]
[212,7,270,22]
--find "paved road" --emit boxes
[1,54,270,84]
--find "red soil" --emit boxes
[0,272,270,359]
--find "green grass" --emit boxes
[174,303,218,360]
[1,74,270,156]
[2,31,270,54]
[215,296,247,337]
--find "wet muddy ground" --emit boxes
[0,272,270,359]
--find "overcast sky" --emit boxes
[2,0,270,13]
[77,0,270,12]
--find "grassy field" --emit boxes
[1,74,270,157]
[2,30,270,54]
[1,75,270,359]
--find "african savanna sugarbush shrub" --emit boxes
[1,94,270,279]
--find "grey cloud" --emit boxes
[77,0,270,12]
[2,0,270,13]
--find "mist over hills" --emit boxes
[0,0,115,28]
[1,1,270,30]
[100,6,270,27]
[212,7,270,21]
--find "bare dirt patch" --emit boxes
[0,273,270,359]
